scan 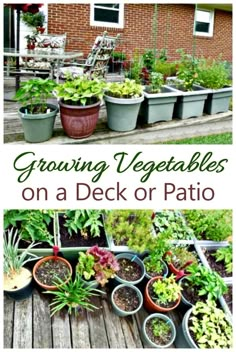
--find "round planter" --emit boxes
[111,283,143,317]
[59,99,101,139]
[178,277,193,308]
[143,257,169,280]
[4,267,34,301]
[114,253,145,285]
[33,256,73,291]
[142,313,176,348]
[80,277,99,289]
[144,276,181,313]
[18,103,58,143]
[174,308,198,348]
[104,93,144,132]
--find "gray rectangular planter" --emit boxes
[168,84,211,119]
[203,86,232,114]
[139,85,181,123]
[218,283,232,322]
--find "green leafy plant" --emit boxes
[21,11,45,27]
[151,318,172,340]
[165,246,198,270]
[146,72,164,93]
[4,228,39,278]
[153,210,194,240]
[105,209,154,253]
[152,274,182,305]
[14,78,57,114]
[76,246,119,286]
[55,75,105,106]
[124,49,142,83]
[105,78,143,99]
[185,264,228,300]
[111,51,126,61]
[153,60,177,79]
[197,58,231,89]
[142,49,155,70]
[174,49,200,91]
[183,209,232,241]
[4,209,55,246]
[63,209,104,238]
[189,300,233,348]
[44,274,103,316]
[213,244,232,274]
[24,33,38,45]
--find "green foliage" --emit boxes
[142,49,155,70]
[44,275,103,316]
[175,49,200,91]
[213,244,232,274]
[186,264,228,300]
[24,33,37,45]
[161,132,232,144]
[105,209,154,253]
[153,210,194,240]
[146,72,164,93]
[64,209,104,238]
[21,11,45,27]
[165,246,198,270]
[4,228,39,277]
[152,274,182,305]
[183,209,232,241]
[55,75,105,106]
[105,79,143,99]
[14,78,57,114]
[76,252,95,280]
[153,60,177,78]
[151,318,171,339]
[4,209,55,245]
[112,51,126,61]
[197,58,230,89]
[124,49,142,83]
[190,300,233,348]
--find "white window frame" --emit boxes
[194,8,214,37]
[90,3,124,29]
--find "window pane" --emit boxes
[95,4,119,9]
[94,8,119,23]
[196,10,211,22]
[196,21,210,33]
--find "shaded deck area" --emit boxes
[4,286,184,349]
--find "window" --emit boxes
[90,3,124,28]
[194,9,214,37]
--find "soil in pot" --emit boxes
[116,258,142,282]
[203,249,232,277]
[113,286,140,312]
[145,317,173,346]
[34,259,71,286]
[180,279,206,306]
[58,215,108,248]
[223,286,232,313]
[148,282,178,309]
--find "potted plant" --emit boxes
[108,52,126,73]
[114,253,145,285]
[33,255,73,291]
[179,264,228,307]
[4,209,56,257]
[22,11,46,33]
[139,72,181,124]
[197,58,232,114]
[111,283,143,317]
[175,300,233,348]
[14,78,58,142]
[164,245,198,278]
[25,34,37,49]
[55,75,105,138]
[142,313,176,348]
[167,49,210,119]
[76,245,120,287]
[57,210,110,260]
[104,78,144,132]
[4,228,39,300]
[144,274,182,313]
[44,274,103,316]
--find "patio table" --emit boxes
[4,48,84,88]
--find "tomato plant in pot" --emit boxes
[14,78,58,142]
[175,300,233,348]
[76,245,120,288]
[4,228,40,300]
[55,75,105,138]
[57,209,109,260]
[144,274,182,313]
[142,313,176,348]
[33,254,73,291]
[111,283,143,317]
[104,79,144,132]
[179,264,228,307]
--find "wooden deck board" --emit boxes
[13,297,33,348]
[4,295,14,349]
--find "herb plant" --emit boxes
[197,58,230,89]
[185,264,228,300]
[213,244,232,274]
[14,78,57,114]
[146,72,164,93]
[105,79,143,99]
[165,246,198,270]
[142,49,155,70]
[152,275,182,305]
[175,49,200,91]
[151,318,172,340]
[189,300,233,348]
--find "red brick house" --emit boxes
[4,3,232,62]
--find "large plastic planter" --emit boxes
[139,85,181,123]
[204,86,232,114]
[174,308,198,348]
[168,84,210,119]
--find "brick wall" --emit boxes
[48,3,232,62]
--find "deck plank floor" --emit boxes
[4,285,186,349]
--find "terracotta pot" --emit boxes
[36,26,45,34]
[27,43,35,50]
[144,276,181,313]
[33,256,73,291]
[59,99,101,139]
